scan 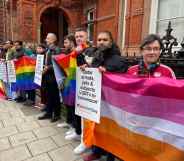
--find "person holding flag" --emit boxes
[57,34,77,129]
[82,31,127,161]
[63,28,91,155]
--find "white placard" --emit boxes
[75,67,102,123]
[0,61,7,82]
[0,61,3,80]
[7,60,16,83]
[34,54,44,86]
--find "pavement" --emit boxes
[0,99,86,161]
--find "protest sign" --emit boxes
[34,54,44,86]
[7,60,16,83]
[75,67,102,123]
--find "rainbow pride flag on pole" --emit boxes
[0,80,6,99]
[12,56,38,91]
[84,74,184,161]
[54,51,77,106]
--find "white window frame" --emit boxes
[87,9,94,43]
[119,0,127,49]
[149,0,182,50]
[149,0,159,34]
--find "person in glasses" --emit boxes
[128,34,175,78]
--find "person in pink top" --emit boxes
[128,34,176,79]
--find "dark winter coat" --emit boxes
[91,43,128,73]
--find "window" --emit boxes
[87,9,94,43]
[150,0,184,43]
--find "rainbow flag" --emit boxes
[12,56,38,91]
[54,51,77,106]
[84,74,184,161]
[0,80,6,99]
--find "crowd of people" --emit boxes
[0,28,176,161]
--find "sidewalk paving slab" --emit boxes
[33,126,58,139]
[48,145,80,161]
[0,145,31,161]
[0,137,11,151]
[25,153,52,161]
[0,126,18,138]
[27,138,58,156]
[9,131,37,147]
[0,100,86,161]
[2,117,25,127]
[16,121,40,132]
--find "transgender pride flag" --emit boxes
[84,73,184,161]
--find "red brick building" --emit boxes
[2,0,122,47]
[2,0,182,55]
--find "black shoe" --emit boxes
[38,114,51,120]
[23,100,34,106]
[50,116,60,123]
[16,97,26,103]
[41,107,47,112]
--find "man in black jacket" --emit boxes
[83,31,127,161]
[38,33,61,122]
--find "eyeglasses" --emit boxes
[143,47,160,52]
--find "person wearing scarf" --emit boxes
[128,34,175,79]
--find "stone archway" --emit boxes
[40,7,69,46]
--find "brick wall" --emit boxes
[0,1,4,42]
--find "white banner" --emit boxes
[34,54,44,86]
[75,67,102,123]
[0,61,8,82]
[7,60,16,83]
[0,61,3,80]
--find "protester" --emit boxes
[82,31,127,161]
[57,34,77,129]
[64,28,90,155]
[24,42,36,57]
[5,40,15,61]
[62,34,77,54]
[38,33,61,122]
[23,43,37,106]
[14,40,27,102]
[128,34,176,78]
[34,44,47,109]
[14,41,25,59]
[3,40,15,100]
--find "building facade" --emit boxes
[2,0,183,54]
[2,0,122,47]
[124,0,184,55]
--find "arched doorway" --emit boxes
[40,7,68,46]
